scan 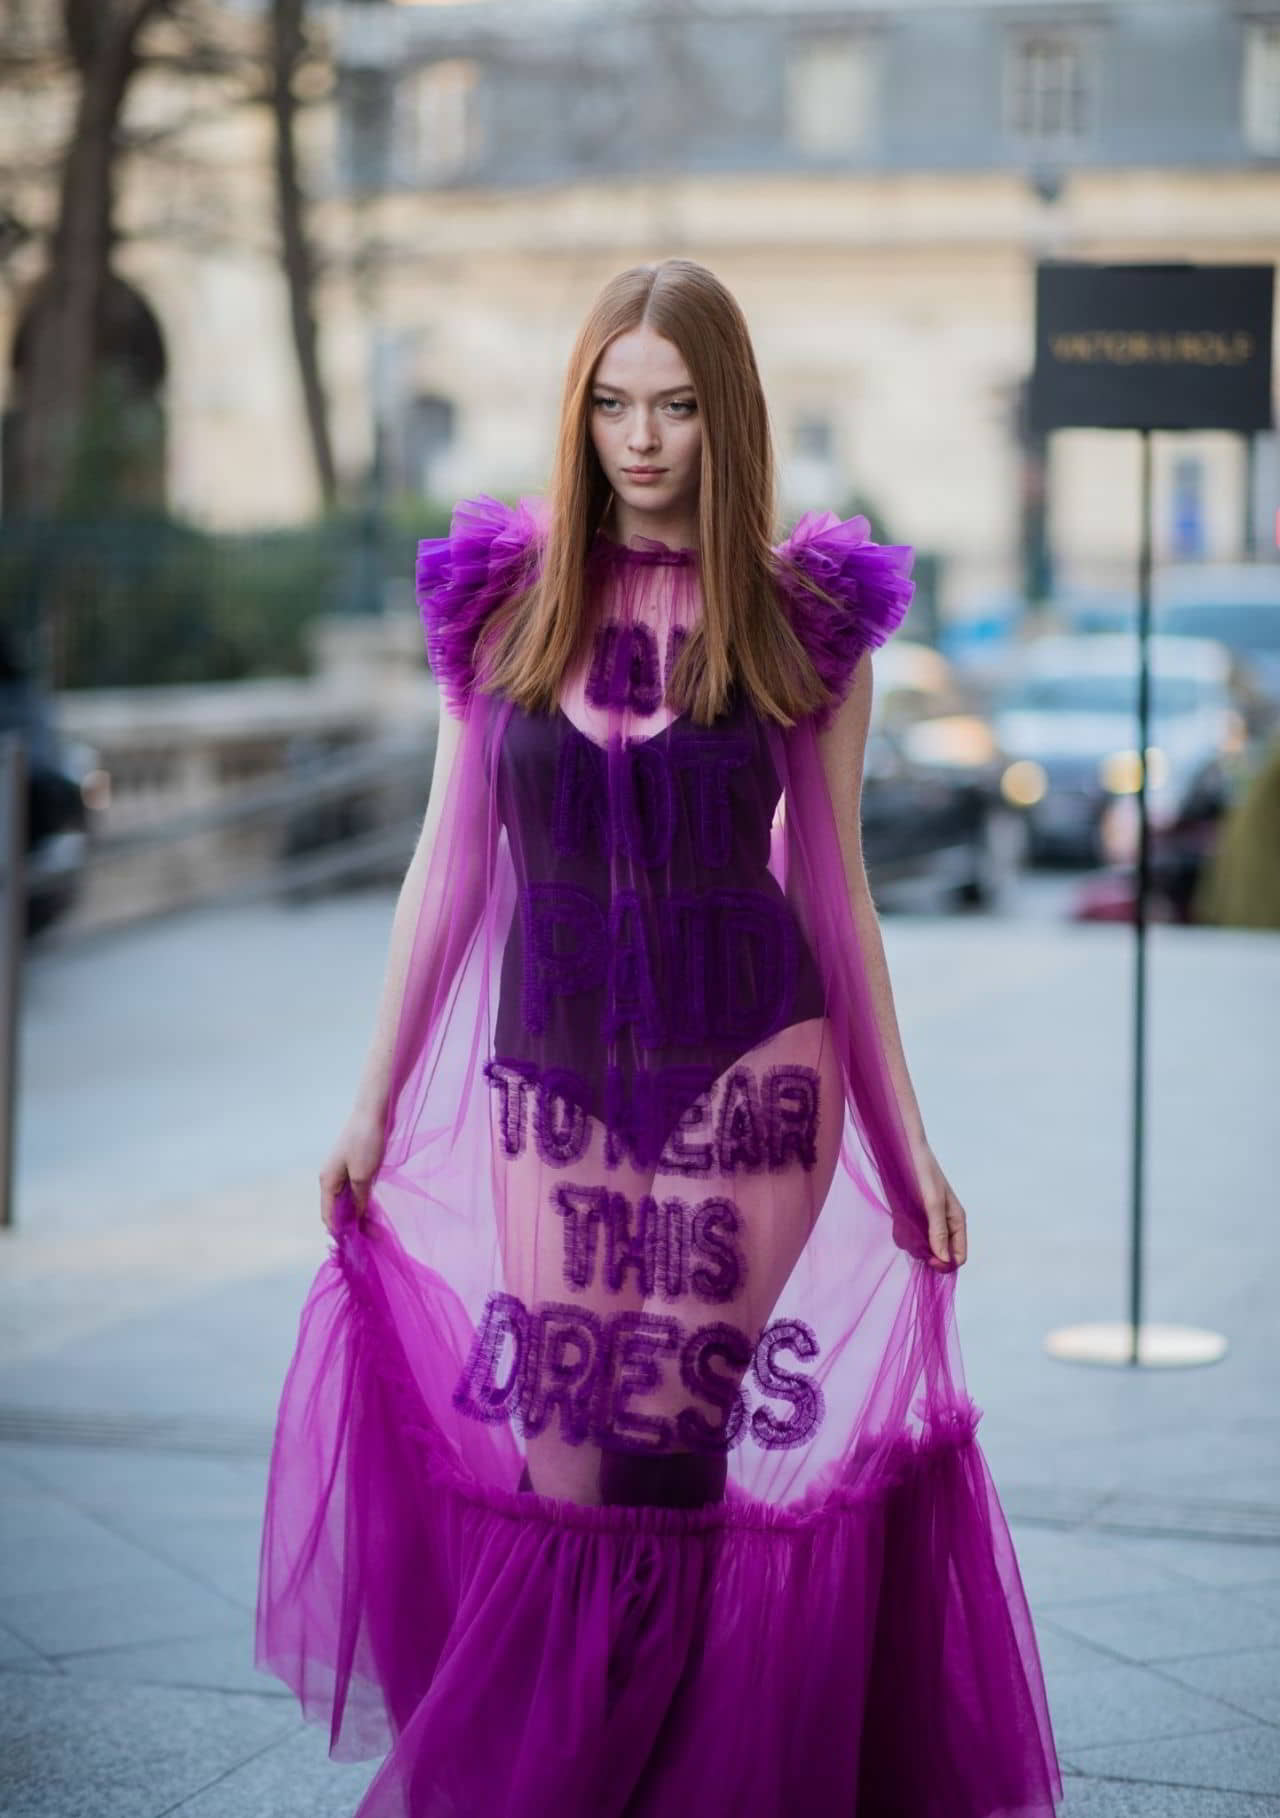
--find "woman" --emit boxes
[257,259,1063,1816]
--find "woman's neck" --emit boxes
[605,501,699,553]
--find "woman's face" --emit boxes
[588,326,702,526]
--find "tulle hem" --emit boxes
[256,1225,1063,1817]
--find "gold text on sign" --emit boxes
[1049,330,1255,367]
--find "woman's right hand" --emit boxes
[319,1102,387,1236]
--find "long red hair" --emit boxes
[478,258,834,728]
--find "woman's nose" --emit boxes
[628,411,660,451]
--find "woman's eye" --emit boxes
[591,395,696,415]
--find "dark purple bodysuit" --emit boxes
[489,602,826,1170]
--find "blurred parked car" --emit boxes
[1155,567,1280,736]
[0,634,107,934]
[989,633,1246,868]
[1072,736,1261,926]
[1060,564,1280,736]
[859,640,1029,910]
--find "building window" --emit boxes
[398,392,456,498]
[397,59,483,185]
[1005,34,1089,146]
[784,38,875,158]
[1243,24,1280,154]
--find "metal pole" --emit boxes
[1127,431,1154,1365]
[0,734,26,1231]
[1242,432,1257,558]
[1045,425,1226,1372]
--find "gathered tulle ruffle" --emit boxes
[773,510,916,724]
[418,497,915,726]
[415,494,546,716]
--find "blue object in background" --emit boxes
[1172,454,1206,561]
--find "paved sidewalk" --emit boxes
[1,896,1277,1816]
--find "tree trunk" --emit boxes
[270,0,337,511]
[13,0,168,516]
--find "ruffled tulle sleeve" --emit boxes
[416,494,544,717]
[773,511,915,723]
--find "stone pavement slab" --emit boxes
[1160,1649,1280,1726]
[163,1722,377,1817]
[1046,1659,1251,1751]
[0,1672,297,1818]
[1060,1779,1280,1816]
[1066,1725,1280,1798]
[0,1569,245,1660]
[1041,1582,1280,1663]
[59,1629,289,1700]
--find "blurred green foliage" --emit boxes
[0,497,453,689]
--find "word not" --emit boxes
[454,1291,824,1454]
[519,883,798,1046]
[484,1058,821,1174]
[553,721,758,870]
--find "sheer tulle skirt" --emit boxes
[256,524,1063,1814]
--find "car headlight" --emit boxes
[1000,759,1048,807]
[1099,746,1168,794]
[80,767,111,815]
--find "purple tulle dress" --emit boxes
[255,496,1064,1816]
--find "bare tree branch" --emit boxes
[11,0,174,512]
[270,0,337,509]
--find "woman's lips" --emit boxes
[622,468,667,483]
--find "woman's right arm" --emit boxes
[319,701,474,1233]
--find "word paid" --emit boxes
[519,883,798,1046]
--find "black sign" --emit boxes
[1030,262,1274,434]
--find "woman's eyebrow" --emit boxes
[591,382,695,398]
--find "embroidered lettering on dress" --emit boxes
[488,1059,821,1177]
[603,1312,682,1453]
[453,1292,823,1452]
[750,1319,825,1450]
[584,623,663,714]
[554,1184,745,1305]
[521,1302,605,1445]
[678,1321,752,1453]
[517,883,801,1046]
[549,725,753,874]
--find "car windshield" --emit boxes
[997,673,1210,716]
[1160,603,1280,653]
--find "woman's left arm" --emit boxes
[816,653,969,1270]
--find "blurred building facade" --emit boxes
[2,0,1277,621]
[325,0,1280,616]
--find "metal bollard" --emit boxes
[0,734,25,1230]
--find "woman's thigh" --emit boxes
[485,1019,842,1498]
[490,1105,654,1502]
[637,1017,844,1433]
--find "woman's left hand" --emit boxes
[910,1140,969,1271]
